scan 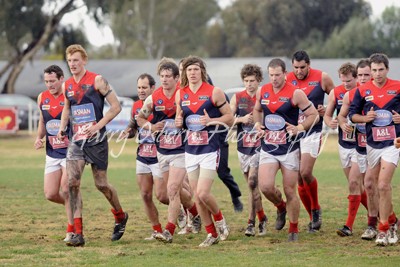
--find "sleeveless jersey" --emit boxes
[64,71,105,146]
[259,82,299,156]
[235,90,260,155]
[151,87,185,155]
[179,82,221,155]
[349,79,400,149]
[348,89,367,155]
[131,100,157,165]
[39,90,68,158]
[287,69,325,133]
[334,85,356,149]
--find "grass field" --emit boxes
[1,132,400,266]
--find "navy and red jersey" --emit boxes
[39,90,68,159]
[131,100,157,165]
[348,89,367,155]
[234,90,260,155]
[151,87,185,155]
[349,78,400,149]
[333,85,356,149]
[179,82,221,155]
[259,82,299,156]
[64,71,105,146]
[287,69,325,133]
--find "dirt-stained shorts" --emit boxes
[237,151,259,173]
[157,152,186,173]
[66,141,108,170]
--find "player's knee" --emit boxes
[248,175,258,190]
[348,179,360,192]
[141,190,153,202]
[377,181,391,193]
[95,182,109,193]
[197,190,209,203]
[44,190,58,202]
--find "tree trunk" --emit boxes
[3,0,76,94]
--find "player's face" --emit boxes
[268,66,286,90]
[243,75,259,94]
[159,69,178,91]
[186,64,202,84]
[339,73,357,91]
[292,60,310,80]
[66,52,86,76]
[371,62,388,86]
[44,72,63,96]
[137,77,153,101]
[357,66,371,85]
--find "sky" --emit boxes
[60,0,400,47]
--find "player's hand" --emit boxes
[392,110,400,124]
[200,109,211,126]
[34,138,44,150]
[242,112,254,124]
[365,106,376,123]
[394,137,400,148]
[175,110,183,128]
[339,121,353,134]
[317,104,325,117]
[328,117,338,129]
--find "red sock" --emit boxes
[213,210,224,222]
[308,178,320,210]
[153,224,162,233]
[74,218,83,235]
[360,190,368,210]
[205,223,218,238]
[298,184,312,219]
[257,209,266,222]
[67,223,74,233]
[368,216,378,228]
[111,208,125,223]
[248,219,255,225]
[289,222,298,233]
[388,212,397,225]
[378,221,389,232]
[165,222,176,235]
[345,195,361,230]
[188,203,198,217]
[275,200,286,213]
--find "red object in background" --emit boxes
[0,107,19,133]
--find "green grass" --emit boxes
[1,133,400,266]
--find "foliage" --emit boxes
[207,0,372,57]
[110,0,220,59]
[374,6,400,57]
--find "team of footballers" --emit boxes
[35,44,400,247]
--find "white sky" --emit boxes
[60,0,400,47]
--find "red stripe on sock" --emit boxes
[213,210,223,222]
[345,195,361,229]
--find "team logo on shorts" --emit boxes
[184,94,189,100]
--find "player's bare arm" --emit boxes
[57,83,70,140]
[323,90,338,129]
[203,87,234,127]
[337,92,353,134]
[292,89,319,132]
[34,93,46,149]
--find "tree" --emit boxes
[208,0,372,57]
[0,0,111,94]
[374,6,400,57]
[110,0,220,59]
